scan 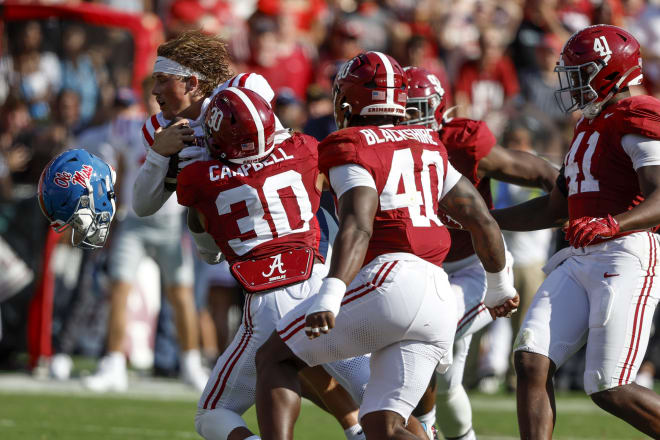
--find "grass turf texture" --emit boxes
[0,390,651,440]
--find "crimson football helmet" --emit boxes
[555,24,643,119]
[333,51,408,129]
[204,87,276,164]
[402,66,446,131]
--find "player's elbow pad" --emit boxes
[484,268,516,307]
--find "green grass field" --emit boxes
[0,387,653,440]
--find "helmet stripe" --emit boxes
[373,51,394,105]
[226,87,265,155]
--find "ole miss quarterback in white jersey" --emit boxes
[492,24,660,438]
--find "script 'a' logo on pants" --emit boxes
[262,254,287,278]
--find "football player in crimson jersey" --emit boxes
[491,25,660,438]
[136,32,366,440]
[178,87,370,440]
[402,66,559,440]
[254,51,518,440]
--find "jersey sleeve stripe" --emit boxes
[150,114,161,130]
[142,123,154,146]
[231,73,245,87]
[238,73,250,87]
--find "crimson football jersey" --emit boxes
[177,133,322,263]
[440,117,496,262]
[318,125,453,268]
[563,95,660,240]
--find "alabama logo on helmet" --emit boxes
[333,51,408,128]
[204,87,276,164]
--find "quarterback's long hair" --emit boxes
[157,30,233,97]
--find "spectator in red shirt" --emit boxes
[243,12,314,101]
[455,27,519,135]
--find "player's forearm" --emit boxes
[615,191,660,233]
[132,148,173,217]
[491,193,566,231]
[440,177,506,271]
[491,150,559,192]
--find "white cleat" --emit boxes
[180,350,209,392]
[49,353,73,381]
[83,353,128,392]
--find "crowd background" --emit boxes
[0,0,659,392]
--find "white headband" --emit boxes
[153,56,206,80]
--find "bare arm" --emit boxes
[477,145,559,192]
[326,186,379,285]
[615,165,660,232]
[490,184,568,231]
[439,176,519,316]
[304,186,378,338]
[439,176,506,272]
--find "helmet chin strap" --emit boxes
[340,102,352,129]
[583,65,641,119]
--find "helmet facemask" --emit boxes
[554,60,603,118]
[403,94,441,130]
[68,176,115,249]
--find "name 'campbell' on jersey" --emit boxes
[176,133,322,263]
[562,95,660,239]
[319,124,453,268]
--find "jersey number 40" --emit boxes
[380,148,446,227]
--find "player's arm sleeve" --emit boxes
[132,148,173,217]
[441,162,463,199]
[621,134,660,170]
[243,73,275,103]
[328,164,377,199]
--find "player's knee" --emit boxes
[361,411,405,439]
[255,331,287,373]
[195,407,247,440]
[514,351,550,385]
[583,368,620,397]
[590,383,633,411]
[436,385,473,438]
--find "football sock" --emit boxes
[344,423,365,440]
[417,405,437,427]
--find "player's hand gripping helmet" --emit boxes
[402,66,446,131]
[38,149,116,248]
[204,87,276,164]
[333,51,408,129]
[555,24,643,119]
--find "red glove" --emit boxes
[565,215,620,248]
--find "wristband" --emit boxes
[305,277,347,318]
[484,268,515,308]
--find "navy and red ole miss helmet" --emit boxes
[555,24,643,119]
[402,66,446,130]
[333,51,408,129]
[38,149,116,248]
[204,87,276,164]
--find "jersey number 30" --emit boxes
[216,170,314,256]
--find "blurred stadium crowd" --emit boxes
[0,0,659,393]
